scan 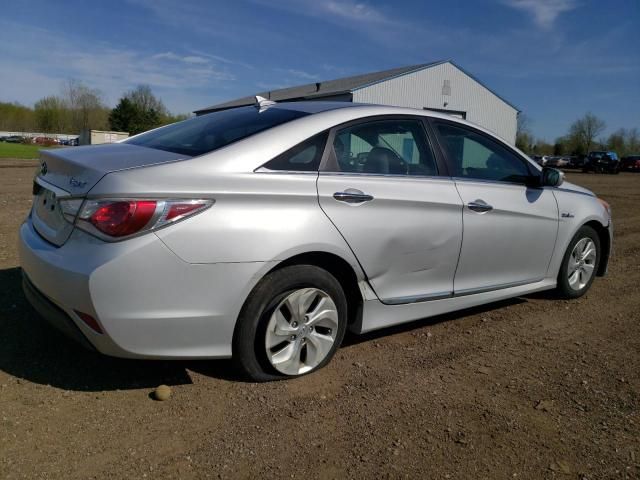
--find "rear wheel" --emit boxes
[233,265,347,382]
[556,226,600,299]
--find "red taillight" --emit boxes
[76,198,213,240]
[89,200,156,237]
[165,203,205,221]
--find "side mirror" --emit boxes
[542,167,564,187]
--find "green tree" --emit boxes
[108,97,137,132]
[34,96,66,133]
[532,139,554,156]
[553,137,568,156]
[161,112,191,125]
[109,85,168,134]
[0,102,35,132]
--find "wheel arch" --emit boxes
[583,220,611,276]
[267,251,364,327]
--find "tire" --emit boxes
[556,225,601,299]
[232,265,348,382]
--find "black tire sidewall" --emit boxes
[233,265,348,382]
[557,226,601,299]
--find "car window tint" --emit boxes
[435,123,531,183]
[327,120,437,176]
[263,131,328,171]
[126,106,309,157]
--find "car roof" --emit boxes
[268,100,486,130]
[189,100,534,173]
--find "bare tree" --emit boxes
[62,79,109,133]
[625,128,640,154]
[516,113,534,152]
[568,112,606,155]
[127,85,168,117]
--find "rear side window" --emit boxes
[263,131,329,171]
[125,106,309,157]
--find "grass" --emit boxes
[0,142,60,159]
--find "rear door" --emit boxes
[431,120,558,294]
[317,116,463,304]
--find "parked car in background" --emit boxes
[566,156,585,169]
[545,156,570,168]
[3,135,26,143]
[20,100,613,381]
[583,151,620,174]
[33,137,59,146]
[620,155,640,172]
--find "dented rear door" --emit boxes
[317,174,463,304]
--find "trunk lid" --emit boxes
[37,143,189,195]
[32,143,189,246]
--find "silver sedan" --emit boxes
[19,99,612,381]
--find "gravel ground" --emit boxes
[0,160,638,479]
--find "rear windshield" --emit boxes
[125,106,309,156]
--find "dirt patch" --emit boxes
[0,167,638,479]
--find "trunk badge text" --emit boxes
[40,162,47,175]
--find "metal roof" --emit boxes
[194,60,519,114]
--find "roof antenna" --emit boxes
[315,82,321,92]
[254,95,276,112]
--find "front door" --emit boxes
[317,117,463,304]
[432,120,559,294]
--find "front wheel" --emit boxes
[556,226,601,299]
[233,265,347,382]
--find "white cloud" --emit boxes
[152,52,210,64]
[323,1,388,24]
[502,0,580,28]
[250,0,400,28]
[0,21,235,112]
[281,69,320,81]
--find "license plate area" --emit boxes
[31,183,74,246]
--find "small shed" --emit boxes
[79,130,129,146]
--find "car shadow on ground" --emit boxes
[1,266,552,390]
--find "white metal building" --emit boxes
[195,60,519,144]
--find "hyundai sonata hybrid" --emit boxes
[20,99,612,381]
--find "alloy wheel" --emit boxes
[567,238,597,291]
[264,288,338,376]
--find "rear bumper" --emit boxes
[19,218,275,359]
[22,273,95,351]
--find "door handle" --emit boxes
[467,200,493,213]
[333,189,374,204]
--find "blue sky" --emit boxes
[0,0,638,140]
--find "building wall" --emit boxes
[352,62,518,145]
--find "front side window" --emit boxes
[326,119,438,176]
[435,122,531,183]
